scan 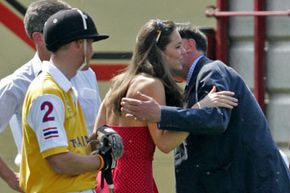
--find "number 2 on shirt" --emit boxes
[41,101,55,122]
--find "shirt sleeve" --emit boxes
[0,82,18,132]
[27,94,68,153]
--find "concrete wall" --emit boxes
[228,0,290,143]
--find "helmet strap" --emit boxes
[75,9,87,29]
[75,8,89,71]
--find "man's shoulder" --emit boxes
[201,59,231,73]
[206,59,226,67]
[25,77,66,110]
[76,67,96,77]
[0,59,35,94]
[29,73,62,95]
[72,68,97,84]
[2,59,35,82]
[71,68,98,96]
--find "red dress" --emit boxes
[96,126,158,193]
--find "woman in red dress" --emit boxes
[94,19,237,193]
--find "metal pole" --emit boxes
[254,0,266,111]
[215,0,229,64]
[206,7,290,17]
[206,1,289,111]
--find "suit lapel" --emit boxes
[184,56,211,106]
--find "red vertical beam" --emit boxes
[216,0,229,63]
[254,0,266,111]
[201,27,216,59]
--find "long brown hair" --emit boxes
[109,19,183,114]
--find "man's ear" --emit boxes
[188,39,197,50]
[31,32,45,46]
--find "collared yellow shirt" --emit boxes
[20,65,96,193]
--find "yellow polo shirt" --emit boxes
[20,63,96,193]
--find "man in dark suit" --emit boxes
[121,24,290,193]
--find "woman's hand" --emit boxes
[194,86,238,109]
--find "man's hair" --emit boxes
[177,23,208,54]
[24,0,71,39]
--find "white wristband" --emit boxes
[108,184,114,189]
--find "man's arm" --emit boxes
[121,62,236,134]
[158,105,230,134]
[159,62,234,134]
[121,95,231,134]
[120,86,236,123]
[0,84,18,132]
[121,93,234,134]
[0,157,23,192]
[46,152,103,175]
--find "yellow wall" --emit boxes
[0,0,215,80]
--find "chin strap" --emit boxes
[75,8,89,71]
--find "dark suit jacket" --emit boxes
[158,56,290,193]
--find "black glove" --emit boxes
[96,125,124,161]
[99,149,113,171]
[88,125,123,192]
[100,150,114,190]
